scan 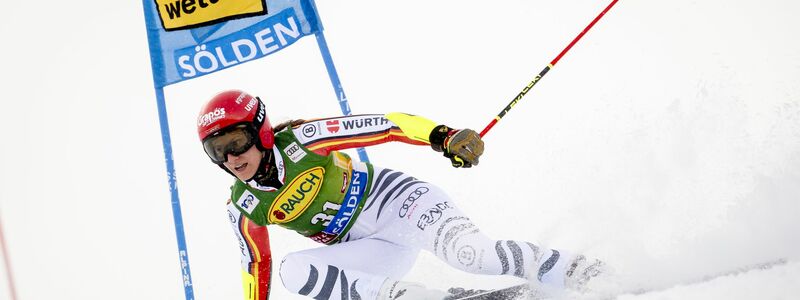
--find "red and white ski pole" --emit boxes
[480,0,620,137]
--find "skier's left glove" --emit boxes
[429,125,484,168]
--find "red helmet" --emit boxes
[197,90,274,150]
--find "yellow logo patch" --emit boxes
[154,0,268,31]
[268,167,325,224]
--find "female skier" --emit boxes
[198,90,604,300]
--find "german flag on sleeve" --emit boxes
[292,114,430,155]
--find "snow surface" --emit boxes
[616,260,800,300]
[1,1,799,299]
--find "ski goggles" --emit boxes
[202,125,257,164]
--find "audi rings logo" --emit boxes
[398,187,429,217]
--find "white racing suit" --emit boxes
[276,166,573,299]
[226,114,581,300]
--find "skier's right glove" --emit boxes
[429,125,484,168]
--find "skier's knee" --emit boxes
[279,253,316,293]
[439,231,495,270]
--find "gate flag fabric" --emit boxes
[143,0,321,88]
[141,1,330,299]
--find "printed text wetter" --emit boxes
[174,8,301,79]
[155,0,266,30]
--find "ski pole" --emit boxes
[479,0,619,137]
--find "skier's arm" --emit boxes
[228,201,272,300]
[292,113,484,167]
[293,114,427,154]
[385,113,485,168]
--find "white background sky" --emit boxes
[1,1,799,299]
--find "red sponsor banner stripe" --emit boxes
[307,129,427,152]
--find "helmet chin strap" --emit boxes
[216,149,281,189]
[250,149,281,188]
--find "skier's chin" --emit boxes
[232,163,257,181]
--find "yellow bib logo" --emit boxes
[268,167,324,224]
[154,0,268,31]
